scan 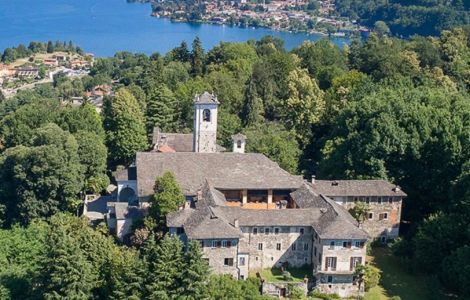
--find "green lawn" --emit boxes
[364,247,454,300]
[252,266,311,282]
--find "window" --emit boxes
[258,243,263,251]
[327,276,333,283]
[343,241,352,249]
[350,257,362,271]
[319,253,322,263]
[314,246,317,257]
[224,258,234,266]
[304,243,309,251]
[276,243,282,251]
[202,109,211,122]
[354,197,359,202]
[212,240,222,248]
[222,240,232,248]
[379,213,388,220]
[265,227,270,235]
[237,140,242,148]
[355,241,365,248]
[325,257,337,271]
[253,227,258,235]
[365,197,370,203]
[329,241,335,250]
[368,212,374,220]
[239,257,246,266]
[378,197,383,204]
[299,227,305,235]
[274,227,280,235]
[389,197,393,204]
[176,227,184,234]
[291,243,297,251]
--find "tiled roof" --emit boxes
[194,91,219,104]
[136,152,304,199]
[311,180,407,197]
[115,166,136,181]
[167,182,369,240]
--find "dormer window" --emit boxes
[203,109,211,122]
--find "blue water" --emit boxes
[0,0,350,57]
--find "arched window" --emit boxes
[203,109,211,122]
[237,140,242,148]
[120,187,137,206]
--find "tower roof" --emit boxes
[231,133,247,141]
[194,91,219,104]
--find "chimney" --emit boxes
[311,175,316,184]
[234,219,239,228]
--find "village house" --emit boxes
[16,67,39,78]
[310,179,406,241]
[99,92,410,297]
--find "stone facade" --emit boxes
[193,96,219,153]
[333,196,402,240]
[312,236,366,298]
[240,226,313,270]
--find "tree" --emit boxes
[285,68,325,145]
[245,123,301,174]
[181,241,210,299]
[145,84,179,133]
[174,41,190,63]
[374,21,391,37]
[105,88,148,166]
[144,235,185,299]
[350,201,369,224]
[148,171,185,228]
[354,264,380,291]
[46,41,54,53]
[191,37,205,76]
[241,78,264,127]
[0,124,83,225]
[40,219,96,299]
[103,247,144,300]
[74,130,108,193]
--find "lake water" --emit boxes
[0,0,350,57]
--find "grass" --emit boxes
[251,265,311,283]
[364,247,455,300]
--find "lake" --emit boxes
[0,0,350,57]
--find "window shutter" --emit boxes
[325,257,328,271]
[332,258,337,271]
[350,257,353,271]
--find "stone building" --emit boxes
[311,179,407,241]
[103,92,410,297]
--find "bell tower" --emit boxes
[193,92,219,153]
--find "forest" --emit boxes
[0,26,470,299]
[334,0,470,36]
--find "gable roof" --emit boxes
[194,92,219,104]
[311,180,407,197]
[136,152,304,199]
[167,181,369,240]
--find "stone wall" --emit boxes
[201,239,239,278]
[338,197,402,240]
[312,236,366,298]
[240,226,313,270]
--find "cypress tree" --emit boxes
[191,37,204,76]
[241,78,264,127]
[105,88,148,166]
[145,84,179,133]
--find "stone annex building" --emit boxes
[108,92,407,298]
